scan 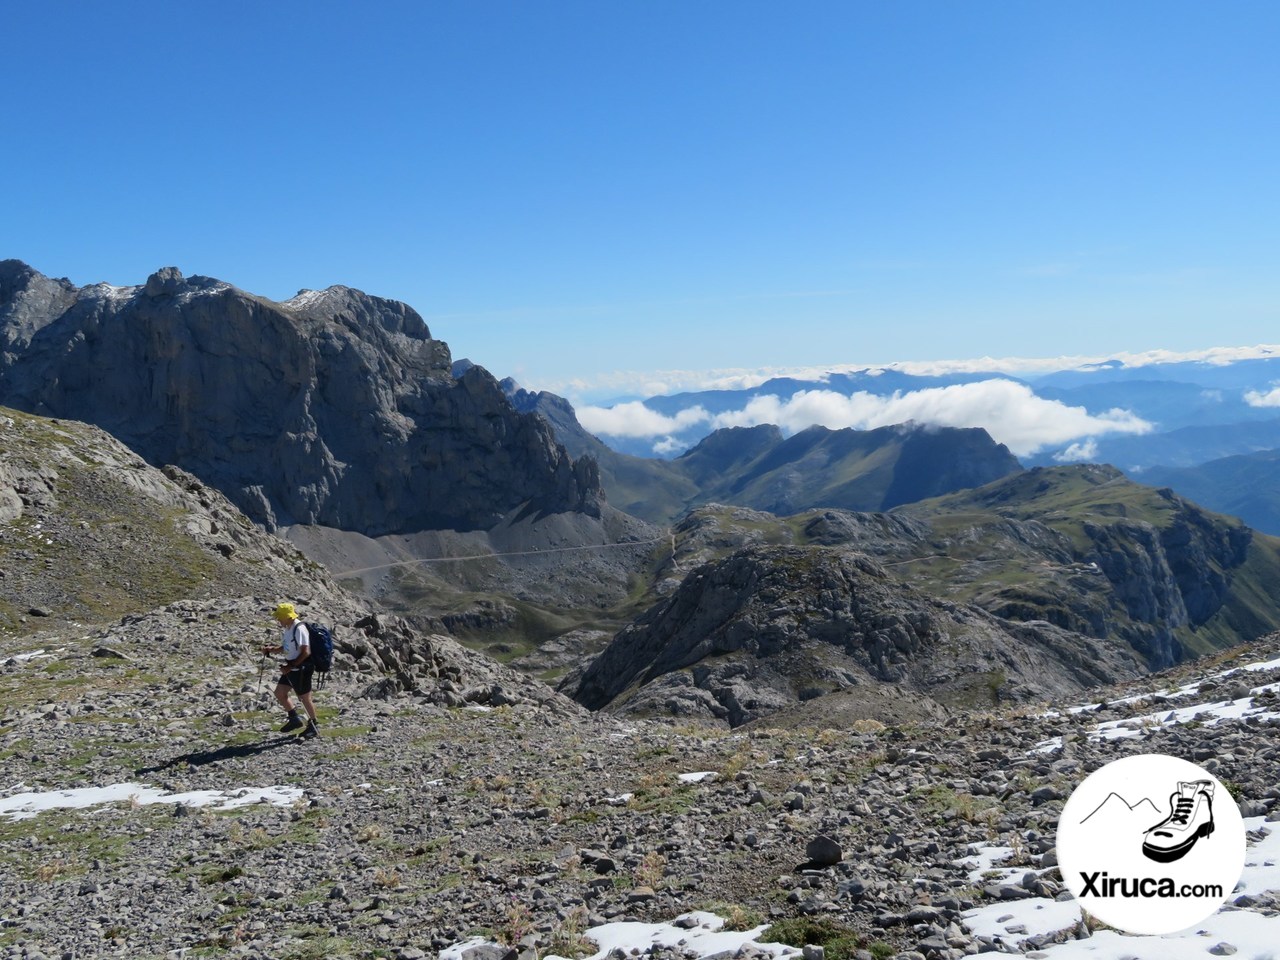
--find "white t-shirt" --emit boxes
[282,621,311,662]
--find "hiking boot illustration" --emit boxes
[1143,780,1215,863]
[280,714,305,733]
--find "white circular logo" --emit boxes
[1057,754,1246,935]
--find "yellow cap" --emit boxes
[273,602,296,621]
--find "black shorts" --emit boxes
[278,664,314,696]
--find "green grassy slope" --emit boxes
[897,464,1280,660]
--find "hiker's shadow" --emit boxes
[136,736,297,775]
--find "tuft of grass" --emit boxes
[634,850,667,889]
[1220,779,1244,803]
[200,864,244,885]
[279,935,358,960]
[500,899,535,947]
[759,918,867,960]
[719,748,756,780]
[546,905,595,958]
[33,860,71,882]
[713,903,765,931]
[624,770,700,816]
[910,784,996,824]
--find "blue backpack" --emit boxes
[305,622,334,673]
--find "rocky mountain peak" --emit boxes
[0,258,40,290]
[143,265,185,297]
[280,283,436,342]
[676,424,785,478]
[0,262,604,535]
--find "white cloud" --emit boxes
[652,436,687,456]
[534,343,1280,403]
[1054,439,1100,462]
[575,381,1153,456]
[1244,385,1280,408]
[577,401,710,438]
[705,380,1152,457]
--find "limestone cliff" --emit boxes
[0,260,603,535]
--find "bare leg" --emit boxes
[274,681,295,713]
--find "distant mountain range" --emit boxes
[1141,449,1280,538]
[543,353,1280,534]
[504,381,1020,524]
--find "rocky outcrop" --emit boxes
[340,610,584,714]
[0,260,603,535]
[563,545,1141,726]
[894,464,1278,670]
[1074,503,1253,668]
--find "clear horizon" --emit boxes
[4,1,1278,396]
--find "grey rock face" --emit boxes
[1075,494,1253,669]
[0,260,603,535]
[564,544,1141,725]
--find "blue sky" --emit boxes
[4,1,1278,400]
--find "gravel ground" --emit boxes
[2,601,1278,960]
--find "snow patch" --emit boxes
[0,782,304,821]
[1033,648,1280,754]
[1034,688,1280,754]
[963,897,1082,944]
[1013,909,1280,959]
[960,844,1018,883]
[282,289,331,310]
[7,649,51,664]
[1237,818,1280,895]
[82,282,138,302]
[442,912,801,960]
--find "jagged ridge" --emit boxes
[0,260,603,536]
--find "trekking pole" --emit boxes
[256,647,269,700]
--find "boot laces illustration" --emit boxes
[1142,780,1215,863]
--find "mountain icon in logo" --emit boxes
[1080,792,1162,827]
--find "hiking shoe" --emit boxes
[280,715,305,733]
[1143,780,1215,863]
[302,721,319,740]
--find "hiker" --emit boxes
[262,602,319,739]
